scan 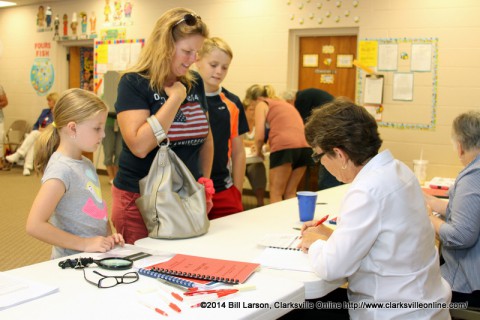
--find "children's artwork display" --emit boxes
[94,38,144,96]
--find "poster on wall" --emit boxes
[358,40,378,67]
[81,47,94,91]
[94,38,144,96]
[31,42,54,96]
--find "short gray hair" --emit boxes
[452,110,480,151]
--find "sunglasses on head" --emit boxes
[173,13,201,28]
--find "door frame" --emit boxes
[287,27,359,92]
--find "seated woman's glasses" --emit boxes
[311,151,325,163]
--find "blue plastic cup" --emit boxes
[297,191,318,222]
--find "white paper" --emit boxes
[129,42,143,67]
[378,44,398,71]
[0,273,58,310]
[411,44,432,71]
[254,247,314,273]
[393,73,414,101]
[364,76,384,104]
[258,234,301,249]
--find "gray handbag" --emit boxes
[135,116,210,239]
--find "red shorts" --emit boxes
[208,186,243,220]
[111,185,148,244]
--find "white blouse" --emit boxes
[309,150,451,319]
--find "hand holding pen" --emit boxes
[300,214,329,234]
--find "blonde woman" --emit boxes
[112,8,213,243]
[27,88,124,259]
[244,84,310,203]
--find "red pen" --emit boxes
[314,214,329,227]
[140,302,169,316]
[158,292,182,313]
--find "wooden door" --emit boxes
[298,35,357,99]
[298,35,357,191]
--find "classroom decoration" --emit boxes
[31,42,54,96]
[286,0,361,25]
[94,38,144,96]
[103,0,135,27]
[356,37,438,130]
[36,5,53,32]
[30,58,54,96]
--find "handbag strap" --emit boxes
[146,115,168,145]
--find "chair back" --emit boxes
[5,120,30,153]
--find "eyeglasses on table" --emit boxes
[83,268,139,289]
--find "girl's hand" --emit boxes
[83,236,117,253]
[109,233,125,247]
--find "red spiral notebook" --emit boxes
[144,254,260,284]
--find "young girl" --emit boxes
[196,37,249,219]
[26,88,124,259]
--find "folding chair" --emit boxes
[3,119,30,170]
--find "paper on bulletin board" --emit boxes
[364,105,382,121]
[378,44,398,71]
[363,75,384,104]
[393,73,414,101]
[411,44,432,72]
[96,44,108,64]
[358,41,378,67]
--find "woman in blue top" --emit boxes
[112,8,213,244]
[425,110,480,308]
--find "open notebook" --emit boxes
[255,234,315,273]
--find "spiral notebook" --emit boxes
[258,233,301,250]
[142,254,260,284]
[137,268,219,289]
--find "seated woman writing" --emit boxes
[298,98,451,319]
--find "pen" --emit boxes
[316,202,328,205]
[140,301,169,317]
[158,291,182,313]
[157,280,184,302]
[314,214,329,227]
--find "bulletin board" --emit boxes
[93,38,144,98]
[356,37,438,130]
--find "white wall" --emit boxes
[1,0,480,179]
